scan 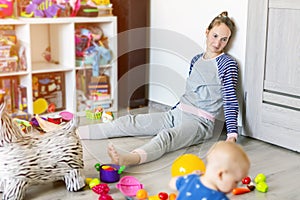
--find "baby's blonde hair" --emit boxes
[206,141,250,173]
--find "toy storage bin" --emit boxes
[85,109,102,120]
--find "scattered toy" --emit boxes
[232,187,251,195]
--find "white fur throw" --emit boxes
[0,104,85,200]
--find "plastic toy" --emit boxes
[158,192,168,200]
[47,114,62,124]
[136,189,148,199]
[232,187,251,195]
[169,193,177,200]
[116,176,144,197]
[92,183,110,194]
[242,176,251,185]
[135,189,177,200]
[254,173,268,193]
[148,196,160,200]
[59,111,74,122]
[33,98,48,114]
[98,194,113,200]
[100,164,121,183]
[102,111,114,123]
[85,177,93,185]
[25,0,61,17]
[254,173,266,183]
[256,181,268,193]
[89,178,101,189]
[118,165,126,174]
[0,0,14,18]
[171,154,206,177]
[95,163,101,171]
[247,184,255,191]
[13,118,32,133]
[92,183,113,200]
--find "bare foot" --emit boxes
[107,143,120,165]
[107,143,141,166]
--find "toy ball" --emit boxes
[116,176,144,197]
[171,154,206,177]
[136,189,148,199]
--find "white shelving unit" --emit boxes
[0,17,118,116]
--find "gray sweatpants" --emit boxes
[89,108,214,164]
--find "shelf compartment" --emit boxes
[32,72,66,115]
[30,22,75,72]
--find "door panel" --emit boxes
[265,9,300,90]
[244,0,300,152]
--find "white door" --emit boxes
[244,0,300,152]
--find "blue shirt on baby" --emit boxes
[176,174,229,200]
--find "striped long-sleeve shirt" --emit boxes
[180,53,239,134]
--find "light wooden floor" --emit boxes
[2,105,300,200]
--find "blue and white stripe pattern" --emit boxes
[189,53,239,135]
[216,54,239,134]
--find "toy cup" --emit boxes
[99,164,121,183]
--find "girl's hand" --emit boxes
[226,137,236,142]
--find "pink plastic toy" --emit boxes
[116,176,144,197]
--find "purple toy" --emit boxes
[100,164,121,183]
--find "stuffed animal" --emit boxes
[0,103,85,200]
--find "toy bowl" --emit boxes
[99,164,120,183]
[116,176,144,197]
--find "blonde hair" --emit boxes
[207,11,236,39]
[206,141,250,173]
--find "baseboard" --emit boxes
[128,98,149,109]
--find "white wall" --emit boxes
[149,0,248,107]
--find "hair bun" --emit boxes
[219,11,228,18]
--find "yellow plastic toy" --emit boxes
[171,154,206,177]
[33,98,48,114]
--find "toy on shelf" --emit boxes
[0,26,23,73]
[86,0,113,16]
[0,0,14,18]
[32,72,66,115]
[171,154,206,177]
[25,0,61,17]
